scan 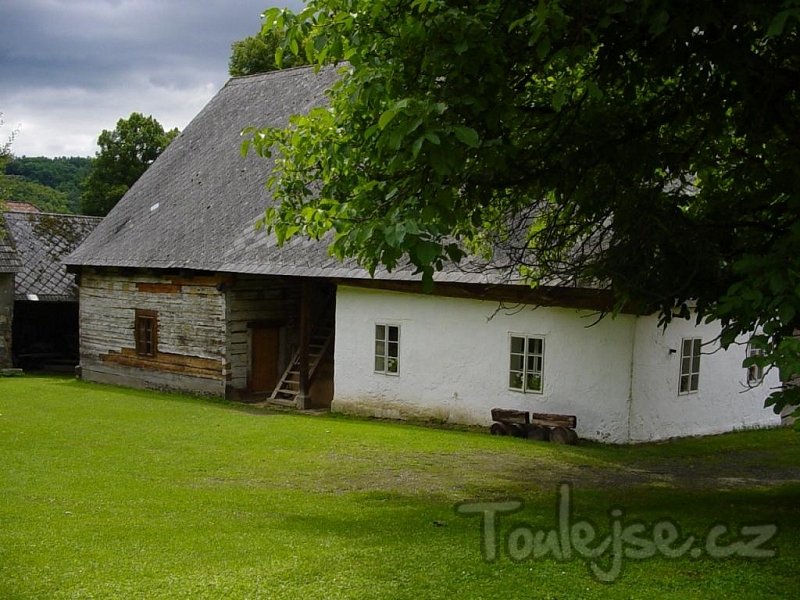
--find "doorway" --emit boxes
[250,326,280,393]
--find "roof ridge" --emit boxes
[4,210,103,221]
[226,64,334,86]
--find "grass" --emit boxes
[1,376,799,599]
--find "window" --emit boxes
[374,324,399,375]
[135,309,158,357]
[746,343,764,384]
[679,337,701,394]
[509,335,544,393]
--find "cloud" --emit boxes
[0,0,304,157]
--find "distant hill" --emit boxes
[4,156,93,213]
[0,174,71,214]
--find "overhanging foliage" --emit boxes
[244,0,800,418]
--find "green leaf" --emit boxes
[536,37,551,59]
[415,240,440,265]
[378,108,399,130]
[767,10,791,37]
[453,126,480,148]
[779,302,796,327]
[551,89,567,111]
[384,223,406,247]
[648,10,670,35]
[411,136,424,158]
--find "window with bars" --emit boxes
[374,323,399,375]
[746,343,764,384]
[135,309,158,357]
[509,334,544,393]
[679,337,701,394]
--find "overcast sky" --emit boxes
[0,0,304,158]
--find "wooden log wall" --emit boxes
[79,269,228,395]
[0,274,13,368]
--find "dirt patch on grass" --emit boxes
[305,445,800,499]
[485,448,800,494]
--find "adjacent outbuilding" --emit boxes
[1,209,101,370]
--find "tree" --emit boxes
[245,1,800,419]
[0,113,18,220]
[6,156,92,213]
[0,176,71,214]
[80,113,178,216]
[0,113,14,172]
[229,17,308,76]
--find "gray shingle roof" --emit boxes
[5,211,102,301]
[64,66,521,286]
[0,221,22,273]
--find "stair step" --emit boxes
[267,398,297,408]
[268,297,336,402]
[274,388,299,396]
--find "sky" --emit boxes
[0,0,304,158]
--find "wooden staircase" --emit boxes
[268,301,335,407]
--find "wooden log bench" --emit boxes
[490,408,578,444]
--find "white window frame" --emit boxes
[374,323,400,375]
[746,343,764,385]
[508,334,545,394]
[678,337,702,394]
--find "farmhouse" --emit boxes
[1,208,101,370]
[65,67,780,442]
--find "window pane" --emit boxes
[529,338,542,355]
[509,371,523,389]
[526,373,542,392]
[509,354,524,371]
[681,357,691,374]
[375,324,399,375]
[693,338,702,356]
[690,374,699,391]
[680,375,689,393]
[691,353,701,373]
[135,315,156,356]
[510,336,524,353]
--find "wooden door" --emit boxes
[251,327,279,393]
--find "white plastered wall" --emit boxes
[332,286,637,442]
[629,315,781,442]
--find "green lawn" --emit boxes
[1,376,799,599]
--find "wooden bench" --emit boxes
[490,408,578,444]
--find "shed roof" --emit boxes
[64,66,523,286]
[4,211,102,301]
[0,224,22,274]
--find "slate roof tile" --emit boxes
[64,66,524,287]
[5,212,101,301]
